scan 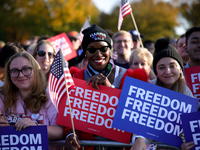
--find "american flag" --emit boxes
[48,50,75,109]
[79,17,91,42]
[118,0,132,31]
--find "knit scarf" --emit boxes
[86,59,115,77]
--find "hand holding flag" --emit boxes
[48,50,77,140]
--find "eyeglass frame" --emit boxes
[86,46,110,55]
[114,40,131,44]
[37,51,55,59]
[9,67,33,78]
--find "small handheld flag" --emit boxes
[48,50,75,109]
[118,0,132,31]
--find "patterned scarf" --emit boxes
[86,58,115,77]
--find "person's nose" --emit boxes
[44,53,49,59]
[118,41,125,47]
[96,50,102,55]
[18,71,24,77]
[164,67,171,74]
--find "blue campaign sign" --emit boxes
[112,77,199,148]
[181,111,200,150]
[0,125,49,149]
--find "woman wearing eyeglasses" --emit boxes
[0,52,64,148]
[33,40,56,80]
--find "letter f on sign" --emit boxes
[193,133,200,145]
[190,120,199,132]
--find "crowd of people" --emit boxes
[0,24,200,150]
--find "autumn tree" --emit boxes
[0,0,98,43]
[180,0,200,27]
[98,0,179,42]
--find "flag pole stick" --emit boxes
[59,50,76,138]
[130,12,144,48]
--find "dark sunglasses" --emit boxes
[37,51,55,58]
[87,46,109,55]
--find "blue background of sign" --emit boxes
[112,77,199,148]
[181,111,200,150]
[0,126,49,149]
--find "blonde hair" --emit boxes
[33,40,56,58]
[112,30,133,42]
[156,72,186,94]
[0,52,48,114]
[129,47,153,67]
[33,40,55,79]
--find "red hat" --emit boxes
[67,31,79,39]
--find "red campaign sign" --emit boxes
[56,78,131,143]
[184,66,200,100]
[47,33,77,61]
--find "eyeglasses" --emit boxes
[114,40,131,44]
[9,67,33,78]
[87,46,109,55]
[37,51,55,59]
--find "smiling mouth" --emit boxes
[95,59,104,63]
[18,79,27,82]
[164,76,173,78]
[43,61,49,65]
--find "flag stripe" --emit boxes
[118,0,132,31]
[48,50,75,110]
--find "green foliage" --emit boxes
[0,0,99,42]
[98,0,179,42]
[180,0,200,27]
[1,0,199,43]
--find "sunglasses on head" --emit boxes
[87,46,109,55]
[37,51,55,58]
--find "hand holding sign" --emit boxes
[113,76,199,148]
[0,111,9,127]
[56,78,131,143]
[15,117,37,131]
[0,118,9,127]
[86,73,112,90]
[181,111,200,150]
[65,129,80,150]
[181,142,195,150]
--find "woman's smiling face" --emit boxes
[156,57,181,89]
[86,41,110,71]
[36,43,55,75]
